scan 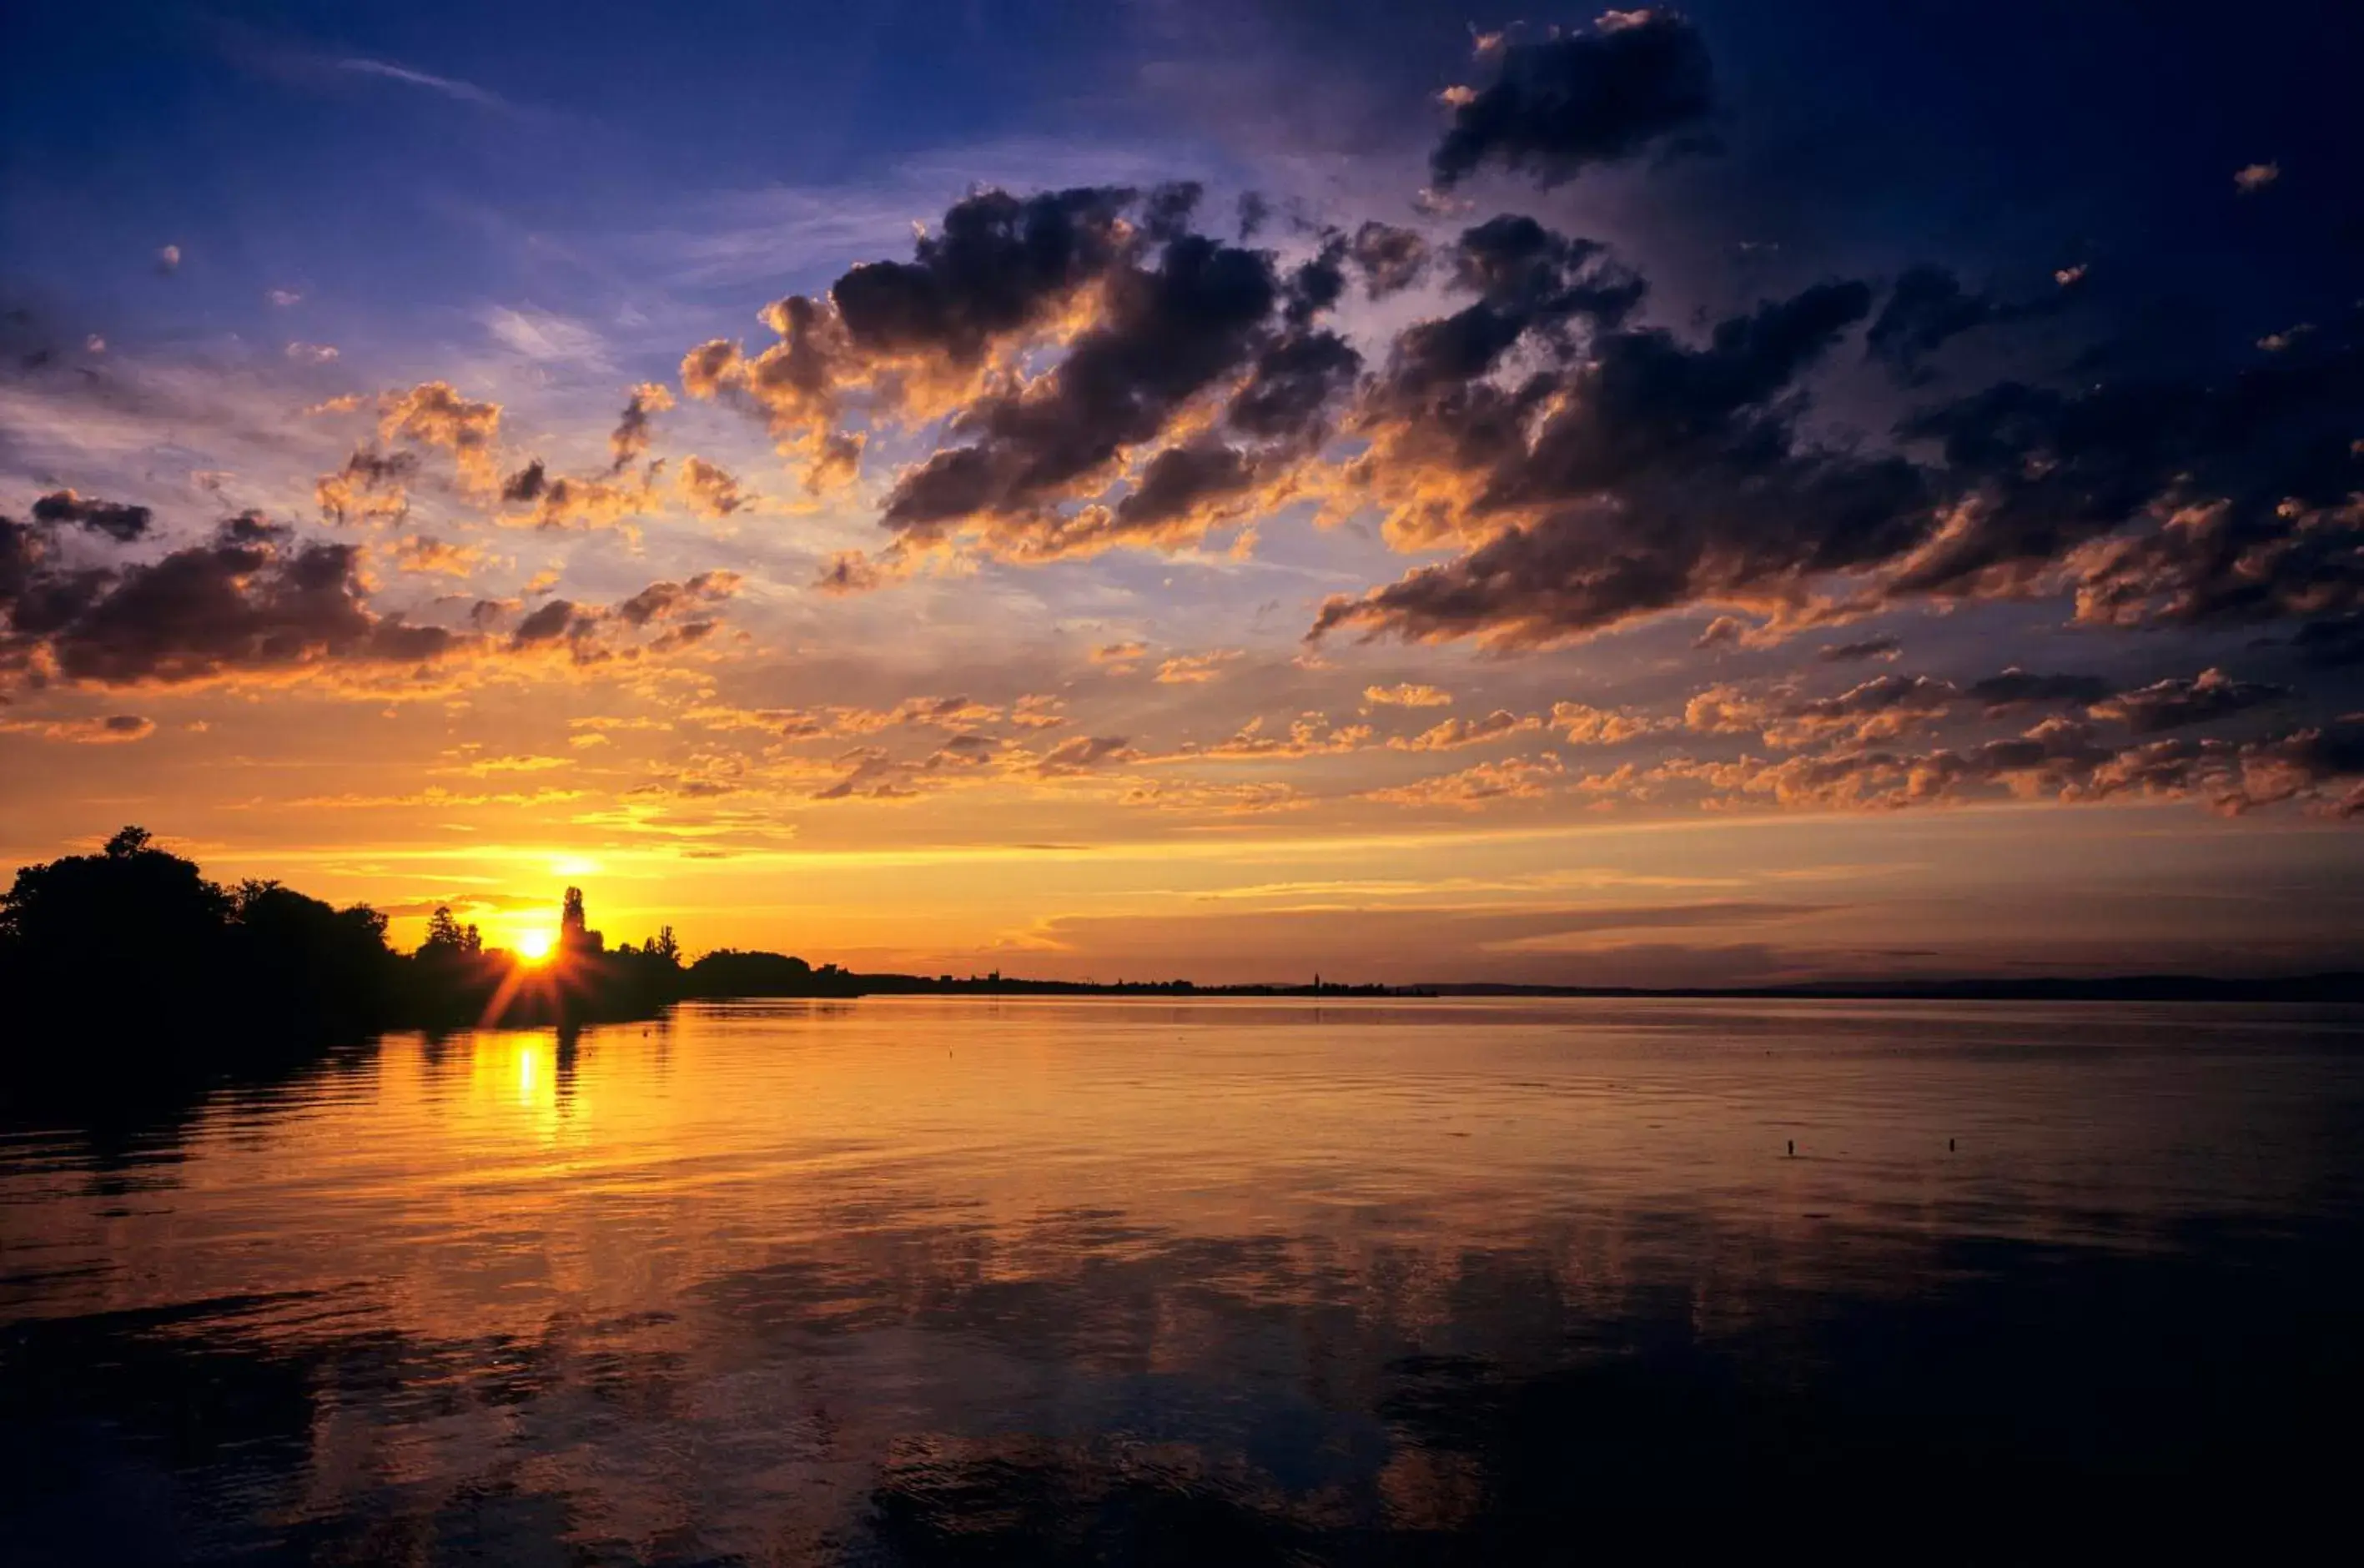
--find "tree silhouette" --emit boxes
[423,906,473,952]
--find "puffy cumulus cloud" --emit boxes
[2089,668,2287,734]
[1390,707,1542,750]
[1676,666,2188,751]
[1889,326,2364,626]
[1429,11,1715,190]
[1625,712,2364,820]
[884,693,1004,728]
[609,382,673,473]
[1313,241,2364,650]
[1151,714,1374,762]
[695,693,1034,742]
[1315,262,1924,646]
[1551,700,1672,745]
[496,459,656,531]
[683,183,1364,568]
[510,571,737,661]
[389,534,489,578]
[2236,721,2364,816]
[30,490,153,542]
[1646,718,2119,812]
[676,455,747,518]
[812,549,894,595]
[1091,639,1147,671]
[1154,648,1244,684]
[1116,778,1312,815]
[1758,673,1959,748]
[1364,682,1454,707]
[1863,264,2070,384]
[0,510,455,689]
[379,381,503,490]
[795,721,1146,805]
[314,450,417,525]
[878,232,1356,562]
[1011,693,1067,729]
[0,712,154,744]
[1034,733,1139,775]
[679,185,1139,490]
[0,501,745,694]
[1362,752,1566,808]
[1346,222,1430,299]
[614,570,741,628]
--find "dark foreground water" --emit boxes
[5,998,2362,1564]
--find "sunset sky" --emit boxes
[6,1,2363,984]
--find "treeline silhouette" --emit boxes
[0,829,1416,1073]
[0,830,872,1081]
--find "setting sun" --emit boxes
[513,927,556,965]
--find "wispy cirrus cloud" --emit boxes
[335,56,514,112]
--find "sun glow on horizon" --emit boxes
[514,927,557,964]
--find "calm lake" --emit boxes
[7,998,2363,1562]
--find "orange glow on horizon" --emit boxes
[514,927,557,964]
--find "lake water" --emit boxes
[6,998,2363,1562]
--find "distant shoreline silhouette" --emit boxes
[4,827,2360,1094]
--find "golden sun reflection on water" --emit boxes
[5,998,2361,1560]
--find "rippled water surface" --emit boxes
[7,998,2364,1562]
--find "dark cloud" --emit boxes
[1235,190,1270,241]
[683,183,1360,552]
[511,598,583,646]
[2293,615,2364,668]
[1109,441,1260,533]
[677,186,1140,492]
[1864,265,2070,383]
[1317,275,1925,646]
[2,513,453,686]
[378,381,501,489]
[1140,179,1204,242]
[676,455,747,518]
[1346,222,1429,299]
[2091,668,2288,734]
[1657,710,2364,819]
[1035,734,1135,774]
[1818,636,1900,662]
[607,382,672,473]
[827,185,1135,366]
[1965,668,2114,710]
[496,461,652,530]
[1430,13,1716,190]
[500,459,548,503]
[1891,319,2364,624]
[2249,720,2364,812]
[2,502,739,689]
[613,570,742,627]
[315,449,417,524]
[880,230,1280,535]
[1219,329,1361,449]
[30,490,152,542]
[1777,673,1957,738]
[1309,239,2364,650]
[1386,216,1647,402]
